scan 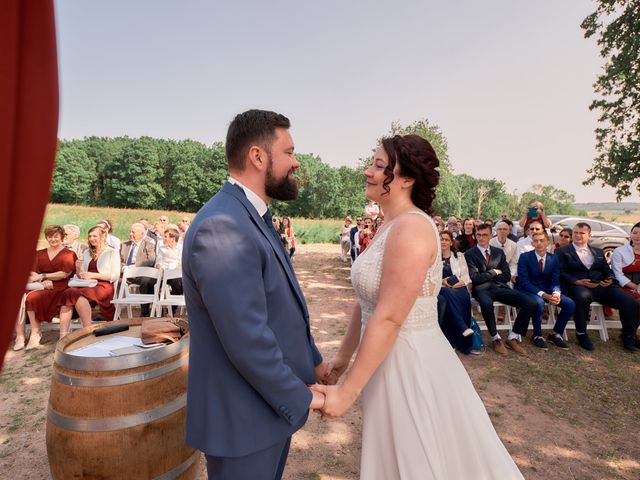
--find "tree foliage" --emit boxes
[581,1,640,199]
[53,123,577,219]
[51,145,96,204]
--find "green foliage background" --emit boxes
[52,119,578,221]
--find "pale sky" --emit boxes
[54,0,637,204]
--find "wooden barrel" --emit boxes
[46,318,199,480]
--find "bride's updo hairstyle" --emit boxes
[380,134,440,215]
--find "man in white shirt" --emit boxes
[516,220,546,254]
[490,221,519,283]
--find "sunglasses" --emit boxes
[560,234,570,239]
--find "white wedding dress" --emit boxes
[351,211,524,480]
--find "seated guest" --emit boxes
[557,222,640,351]
[153,220,167,255]
[97,219,121,254]
[120,222,158,316]
[340,216,353,262]
[456,218,477,253]
[13,225,76,350]
[156,227,183,295]
[516,220,545,254]
[446,216,460,239]
[350,216,363,260]
[58,226,119,336]
[516,231,575,349]
[484,219,494,229]
[177,216,190,241]
[611,222,640,301]
[465,224,537,355]
[555,227,572,249]
[63,224,86,258]
[490,221,519,283]
[438,231,475,354]
[518,200,552,231]
[434,216,445,233]
[139,218,156,242]
[359,216,375,252]
[502,218,519,242]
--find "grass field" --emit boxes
[587,210,640,224]
[42,204,343,244]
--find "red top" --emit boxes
[622,253,640,274]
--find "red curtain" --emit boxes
[0,0,59,368]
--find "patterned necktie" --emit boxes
[484,249,490,264]
[539,258,544,272]
[262,209,286,253]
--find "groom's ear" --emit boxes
[247,145,267,172]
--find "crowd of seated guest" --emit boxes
[13,214,192,351]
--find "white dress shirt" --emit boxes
[573,243,594,269]
[228,177,268,217]
[156,243,183,270]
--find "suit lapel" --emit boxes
[222,183,309,320]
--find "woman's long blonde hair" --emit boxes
[88,226,108,259]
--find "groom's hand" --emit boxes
[310,384,357,419]
[309,386,325,410]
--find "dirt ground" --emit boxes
[2,244,640,479]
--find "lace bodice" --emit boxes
[351,211,442,334]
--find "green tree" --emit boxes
[165,141,228,211]
[51,144,96,204]
[102,138,165,208]
[581,1,640,199]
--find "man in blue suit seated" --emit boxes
[182,109,328,480]
[516,230,575,350]
[556,222,640,352]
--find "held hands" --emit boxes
[309,384,358,419]
[599,279,613,288]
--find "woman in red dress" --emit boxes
[58,226,120,337]
[14,225,77,350]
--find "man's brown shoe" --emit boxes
[491,339,508,355]
[506,338,526,355]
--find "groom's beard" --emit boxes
[265,156,299,201]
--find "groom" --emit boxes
[182,109,326,479]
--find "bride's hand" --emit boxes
[324,355,350,385]
[310,384,358,419]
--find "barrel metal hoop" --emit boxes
[52,354,188,387]
[54,336,189,371]
[153,449,200,480]
[47,393,186,432]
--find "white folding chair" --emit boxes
[470,299,515,331]
[152,268,186,317]
[111,266,161,321]
[562,302,608,341]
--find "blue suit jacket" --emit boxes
[516,251,561,296]
[182,182,322,457]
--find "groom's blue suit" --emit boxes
[182,182,322,474]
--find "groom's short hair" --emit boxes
[225,109,290,171]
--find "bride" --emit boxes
[312,135,524,479]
